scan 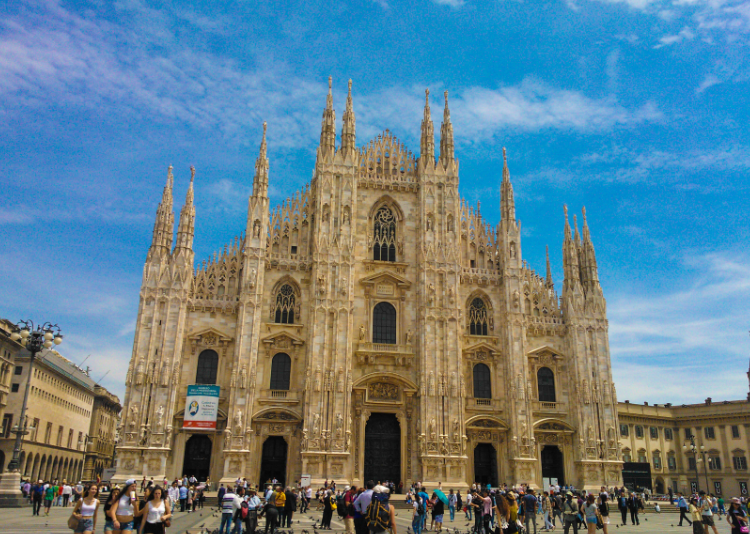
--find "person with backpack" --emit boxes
[412,493,426,534]
[321,489,336,529]
[366,485,397,534]
[344,485,358,534]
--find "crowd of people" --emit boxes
[17,472,750,534]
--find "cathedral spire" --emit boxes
[581,206,601,291]
[339,79,356,158]
[500,147,516,222]
[150,165,175,252]
[420,88,435,167]
[562,205,580,287]
[175,166,196,252]
[253,122,269,198]
[546,244,554,289]
[439,90,454,167]
[319,76,336,158]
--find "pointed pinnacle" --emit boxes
[503,147,507,164]
[190,165,195,183]
[443,90,450,119]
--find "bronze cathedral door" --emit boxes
[364,413,401,484]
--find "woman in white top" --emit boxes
[71,484,99,534]
[111,479,140,534]
[135,485,172,534]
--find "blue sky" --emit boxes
[1,0,749,404]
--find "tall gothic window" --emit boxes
[272,284,296,324]
[195,350,218,385]
[537,367,556,402]
[473,363,492,399]
[373,206,397,262]
[469,298,489,336]
[269,353,291,390]
[372,302,397,344]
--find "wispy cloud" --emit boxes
[433,0,467,7]
[609,250,750,403]
[654,26,695,47]
[696,73,721,93]
[0,1,662,161]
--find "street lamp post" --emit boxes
[0,321,62,507]
[683,434,705,494]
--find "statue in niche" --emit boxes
[234,409,243,434]
[335,413,343,437]
[359,325,366,341]
[337,368,344,393]
[452,418,460,441]
[155,405,164,431]
[448,287,455,305]
[510,242,516,259]
[313,413,320,435]
[341,277,347,295]
[249,268,257,289]
[140,426,150,446]
[426,217,433,231]
[406,329,413,344]
[135,358,145,385]
[253,220,261,238]
[230,369,237,388]
[428,283,436,305]
[315,366,322,391]
[240,368,247,389]
[129,404,139,430]
[512,290,520,309]
[164,425,173,448]
[428,418,436,440]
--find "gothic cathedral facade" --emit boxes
[114,79,623,490]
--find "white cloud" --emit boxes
[654,26,695,47]
[608,250,750,403]
[433,0,466,7]
[695,73,722,93]
[0,2,660,158]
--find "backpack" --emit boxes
[336,494,347,517]
[416,499,426,516]
[241,501,249,519]
[366,500,391,533]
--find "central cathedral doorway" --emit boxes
[541,445,565,486]
[473,443,498,487]
[183,434,212,481]
[259,436,288,487]
[364,413,401,484]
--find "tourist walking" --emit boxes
[220,486,241,534]
[596,493,609,534]
[523,489,538,534]
[678,493,693,526]
[583,494,598,534]
[700,491,719,534]
[102,486,121,533]
[562,492,579,534]
[110,479,140,534]
[542,491,554,531]
[727,498,748,534]
[135,485,172,534]
[71,484,99,534]
[689,497,704,534]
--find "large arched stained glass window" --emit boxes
[469,298,489,336]
[272,284,296,324]
[473,363,491,399]
[372,302,397,344]
[373,206,397,262]
[195,350,219,385]
[537,367,556,402]
[270,353,291,390]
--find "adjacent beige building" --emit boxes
[83,386,121,481]
[0,319,22,448]
[115,80,622,491]
[618,395,750,497]
[0,346,120,483]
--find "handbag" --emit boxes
[740,526,749,534]
[67,514,79,530]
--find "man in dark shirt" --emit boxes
[284,487,297,527]
[522,489,538,534]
